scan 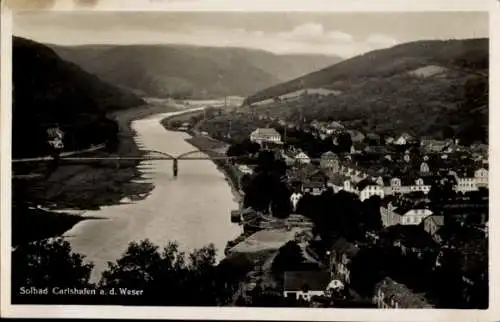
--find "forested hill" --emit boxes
[49,43,342,99]
[245,38,488,144]
[12,36,145,158]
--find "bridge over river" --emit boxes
[15,109,243,282]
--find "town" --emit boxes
[175,102,488,309]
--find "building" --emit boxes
[328,174,351,193]
[380,198,433,227]
[249,128,282,145]
[420,162,430,174]
[395,133,413,146]
[387,176,431,196]
[46,126,65,149]
[422,215,445,244]
[283,271,331,302]
[301,170,329,196]
[420,138,450,153]
[295,151,311,165]
[323,121,345,135]
[237,164,254,175]
[230,210,242,223]
[319,151,339,172]
[410,177,432,194]
[373,277,433,308]
[474,167,488,188]
[328,237,360,284]
[356,179,385,201]
[346,130,366,143]
[455,175,478,193]
[290,192,303,212]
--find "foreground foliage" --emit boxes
[12,238,251,305]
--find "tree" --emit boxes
[336,132,352,153]
[240,139,261,155]
[226,143,243,157]
[256,150,276,172]
[98,239,237,306]
[272,241,305,274]
[12,238,94,303]
[99,239,167,290]
[441,125,455,140]
[361,196,383,233]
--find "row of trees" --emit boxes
[12,238,251,305]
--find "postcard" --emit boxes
[1,0,498,320]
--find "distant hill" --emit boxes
[245,39,488,144]
[49,43,341,99]
[13,37,145,158]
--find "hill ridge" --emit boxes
[244,38,488,144]
[245,38,488,104]
[47,42,342,99]
[13,36,144,158]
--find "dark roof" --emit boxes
[284,271,331,292]
[303,180,327,189]
[392,200,430,216]
[381,196,395,207]
[355,178,376,191]
[421,175,439,185]
[331,237,360,259]
[303,169,328,182]
[321,151,337,159]
[329,173,350,186]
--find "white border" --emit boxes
[1,0,499,320]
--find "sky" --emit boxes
[13,11,489,58]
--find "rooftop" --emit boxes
[251,127,281,137]
[356,178,378,191]
[284,270,331,292]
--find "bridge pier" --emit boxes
[173,158,178,177]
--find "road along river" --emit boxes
[63,108,242,282]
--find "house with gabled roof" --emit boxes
[380,197,433,227]
[321,121,345,135]
[301,169,329,196]
[395,133,414,146]
[474,166,488,188]
[294,151,311,165]
[356,178,385,201]
[453,168,479,193]
[319,151,339,172]
[249,127,282,146]
[328,173,351,193]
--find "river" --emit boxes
[63,109,242,282]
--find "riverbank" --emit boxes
[160,112,243,205]
[12,102,180,246]
[185,136,243,204]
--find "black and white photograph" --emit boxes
[0,0,496,320]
